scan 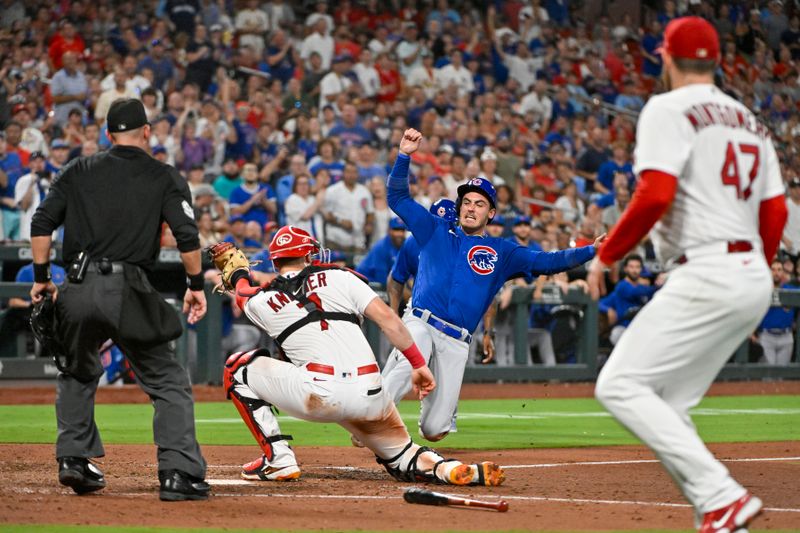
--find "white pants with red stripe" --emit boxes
[595,251,772,514]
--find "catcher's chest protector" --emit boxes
[268,264,365,345]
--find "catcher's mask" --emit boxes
[268,225,327,262]
[30,294,70,372]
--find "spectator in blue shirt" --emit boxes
[614,79,645,112]
[328,104,372,148]
[229,162,277,227]
[608,255,665,345]
[550,87,576,122]
[0,131,25,240]
[754,259,797,365]
[355,143,387,183]
[225,102,258,162]
[138,39,175,92]
[356,217,407,286]
[509,215,543,252]
[596,141,634,193]
[308,139,345,183]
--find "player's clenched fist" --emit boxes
[411,365,436,400]
[399,128,422,156]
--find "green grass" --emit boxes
[0,395,797,449]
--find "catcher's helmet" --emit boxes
[429,198,457,222]
[268,225,320,260]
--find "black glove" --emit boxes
[30,295,69,371]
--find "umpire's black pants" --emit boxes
[54,270,206,479]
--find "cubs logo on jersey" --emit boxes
[467,245,498,275]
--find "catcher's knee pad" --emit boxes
[223,348,269,398]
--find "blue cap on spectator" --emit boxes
[488,215,505,226]
[332,53,352,64]
[388,217,406,230]
[152,145,167,155]
[229,214,245,224]
[457,177,497,209]
[514,215,532,226]
[51,138,69,149]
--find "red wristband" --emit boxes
[401,343,426,369]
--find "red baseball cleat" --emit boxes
[699,493,763,533]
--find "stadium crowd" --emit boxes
[0,0,799,368]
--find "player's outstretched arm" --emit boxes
[364,296,435,398]
[386,129,438,246]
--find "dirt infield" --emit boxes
[0,442,797,530]
[1,381,798,531]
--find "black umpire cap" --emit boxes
[107,98,149,133]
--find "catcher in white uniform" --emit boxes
[587,17,787,533]
[207,227,505,486]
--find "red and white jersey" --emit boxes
[243,268,380,369]
[634,84,784,263]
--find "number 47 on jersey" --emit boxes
[721,142,759,201]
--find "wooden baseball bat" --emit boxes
[403,488,509,512]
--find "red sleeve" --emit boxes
[759,195,788,262]
[597,170,678,265]
[234,276,262,311]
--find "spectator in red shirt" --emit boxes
[375,52,401,103]
[48,20,86,71]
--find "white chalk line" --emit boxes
[10,486,800,514]
[205,455,800,471]
[196,407,800,424]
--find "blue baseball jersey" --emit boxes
[758,283,796,331]
[356,234,402,284]
[609,279,658,327]
[387,154,595,333]
[390,235,421,285]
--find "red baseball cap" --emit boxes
[659,16,720,62]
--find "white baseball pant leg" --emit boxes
[595,253,772,514]
[381,314,435,404]
[381,315,469,441]
[757,331,794,365]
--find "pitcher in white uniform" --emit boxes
[587,17,787,533]
[210,226,505,486]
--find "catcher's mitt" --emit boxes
[206,242,253,293]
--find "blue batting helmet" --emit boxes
[457,177,497,209]
[429,199,457,222]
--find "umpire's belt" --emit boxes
[305,362,379,376]
[675,241,753,264]
[411,308,472,344]
[86,261,125,274]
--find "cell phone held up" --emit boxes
[67,251,90,283]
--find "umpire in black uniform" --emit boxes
[29,98,210,501]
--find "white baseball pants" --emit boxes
[595,252,772,514]
[382,313,469,440]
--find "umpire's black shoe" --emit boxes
[158,470,210,501]
[58,457,106,495]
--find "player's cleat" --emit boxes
[241,454,301,481]
[447,462,505,486]
[350,434,366,448]
[159,469,211,501]
[58,457,106,495]
[699,493,763,533]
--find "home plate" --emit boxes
[208,479,255,486]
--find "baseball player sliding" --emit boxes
[383,129,604,442]
[206,227,505,486]
[587,17,787,533]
